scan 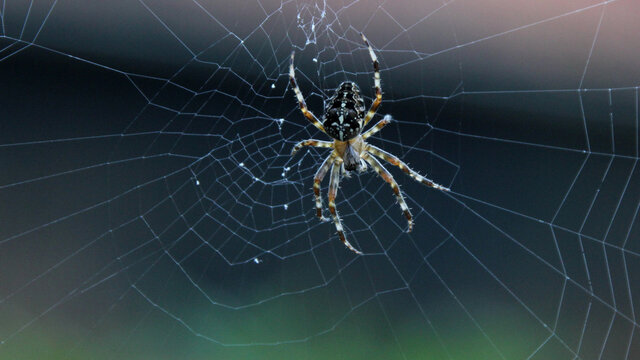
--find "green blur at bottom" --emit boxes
[3,300,555,360]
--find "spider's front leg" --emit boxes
[366,144,450,192]
[291,139,333,156]
[312,154,335,221]
[362,153,414,232]
[328,163,363,255]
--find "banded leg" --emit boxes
[328,163,363,254]
[366,144,450,191]
[291,139,333,156]
[313,154,335,221]
[362,114,391,140]
[290,52,326,134]
[361,33,382,127]
[362,153,414,232]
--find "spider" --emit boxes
[289,33,449,255]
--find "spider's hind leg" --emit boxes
[363,114,391,140]
[360,33,382,127]
[289,52,327,134]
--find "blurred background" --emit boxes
[1,0,639,359]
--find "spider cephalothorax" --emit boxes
[289,33,450,254]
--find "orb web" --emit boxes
[1,0,639,359]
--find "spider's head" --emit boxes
[338,136,367,173]
[342,144,361,172]
[323,81,365,141]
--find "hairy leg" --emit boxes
[313,154,335,220]
[366,144,450,191]
[289,52,326,134]
[362,152,413,232]
[362,114,391,140]
[328,163,363,254]
[361,33,382,127]
[291,139,333,156]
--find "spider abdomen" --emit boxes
[323,81,365,141]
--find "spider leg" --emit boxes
[362,114,391,140]
[361,33,382,127]
[362,152,414,232]
[289,52,326,134]
[366,144,450,192]
[313,153,335,221]
[328,162,363,255]
[291,139,333,156]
